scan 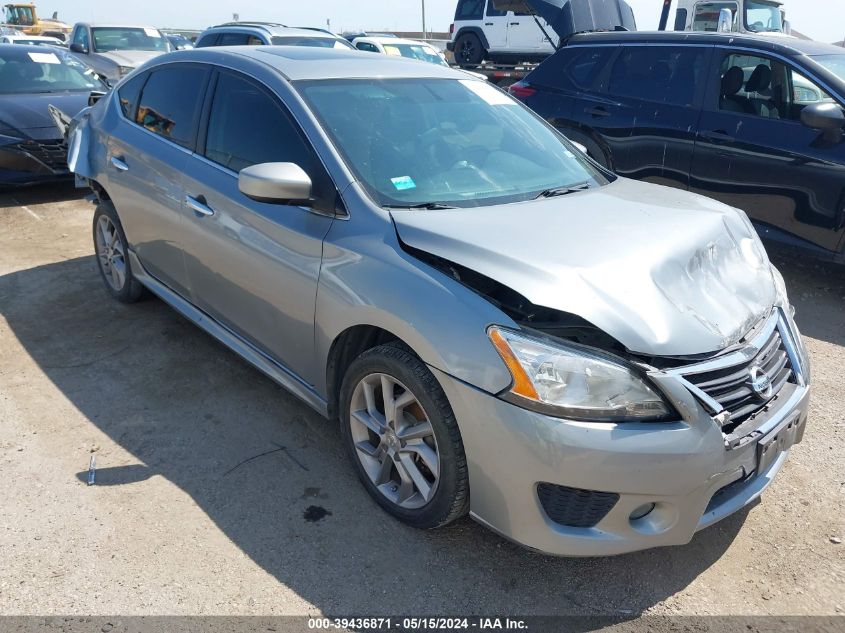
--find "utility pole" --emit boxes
[421,0,427,39]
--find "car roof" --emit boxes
[354,36,436,47]
[569,30,845,57]
[77,23,163,30]
[2,34,61,40]
[203,23,332,39]
[0,43,70,56]
[149,46,467,81]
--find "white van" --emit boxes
[448,0,556,66]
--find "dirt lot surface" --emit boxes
[0,184,843,618]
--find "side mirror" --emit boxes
[801,102,844,142]
[717,8,733,33]
[69,42,88,54]
[238,162,312,205]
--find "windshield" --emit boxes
[744,0,783,33]
[5,6,34,25]
[383,43,447,66]
[298,78,607,208]
[812,55,845,84]
[271,36,353,49]
[0,47,107,94]
[92,27,169,52]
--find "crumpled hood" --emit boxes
[391,178,777,357]
[0,92,91,138]
[96,49,163,68]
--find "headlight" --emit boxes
[488,327,673,422]
[118,65,133,77]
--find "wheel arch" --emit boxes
[453,27,490,53]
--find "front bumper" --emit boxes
[0,138,70,185]
[432,310,810,556]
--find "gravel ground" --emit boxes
[0,183,843,618]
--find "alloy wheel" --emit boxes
[349,372,440,509]
[95,215,127,292]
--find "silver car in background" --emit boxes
[66,46,810,556]
[68,23,171,82]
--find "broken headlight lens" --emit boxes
[488,327,673,422]
[118,65,134,77]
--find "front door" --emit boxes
[690,49,845,252]
[482,0,507,51]
[180,70,336,384]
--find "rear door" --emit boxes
[483,1,507,51]
[104,63,210,296]
[179,69,337,384]
[505,7,545,53]
[598,44,711,189]
[690,48,845,252]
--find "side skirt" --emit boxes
[127,250,329,418]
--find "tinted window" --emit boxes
[118,72,146,119]
[217,32,251,46]
[204,72,317,173]
[673,8,688,30]
[195,33,218,48]
[135,65,207,147]
[72,26,89,50]
[455,0,484,20]
[609,46,706,106]
[356,42,380,53]
[486,2,505,17]
[529,46,613,91]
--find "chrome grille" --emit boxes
[684,326,794,430]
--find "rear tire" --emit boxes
[92,200,145,303]
[454,32,485,67]
[339,344,469,529]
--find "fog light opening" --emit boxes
[629,503,656,521]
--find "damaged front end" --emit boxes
[0,128,70,186]
[391,177,809,447]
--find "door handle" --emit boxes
[186,195,214,217]
[701,130,735,143]
[509,22,520,25]
[585,106,611,118]
[484,22,494,25]
[110,156,128,171]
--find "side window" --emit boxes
[609,46,707,106]
[454,0,484,20]
[195,33,218,48]
[72,27,89,50]
[246,35,264,45]
[718,53,790,119]
[529,46,614,91]
[135,65,208,148]
[217,32,250,46]
[203,72,333,203]
[673,8,688,31]
[117,72,147,119]
[486,2,505,17]
[356,42,379,53]
[692,1,738,32]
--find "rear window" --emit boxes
[455,0,485,20]
[608,46,707,106]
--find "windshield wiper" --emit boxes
[534,182,592,199]
[383,202,456,210]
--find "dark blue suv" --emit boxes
[510,31,845,263]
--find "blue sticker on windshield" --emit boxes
[391,176,416,191]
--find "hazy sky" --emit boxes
[39,1,843,44]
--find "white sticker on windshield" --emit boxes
[460,79,513,106]
[28,51,60,64]
[144,27,159,37]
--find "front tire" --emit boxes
[339,344,469,529]
[92,200,144,303]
